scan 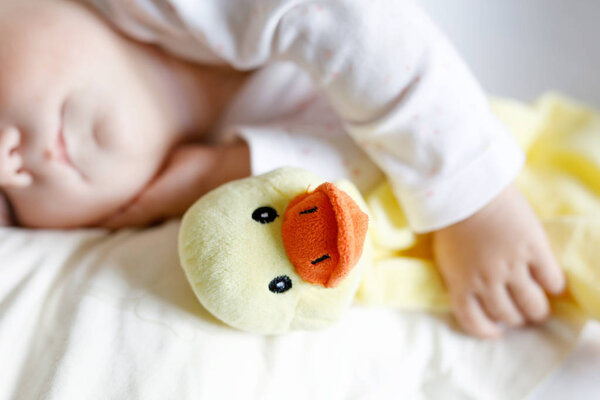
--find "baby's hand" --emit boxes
[432,183,566,338]
[100,143,250,229]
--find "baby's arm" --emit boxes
[100,142,249,229]
[433,183,565,338]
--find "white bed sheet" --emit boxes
[0,223,587,400]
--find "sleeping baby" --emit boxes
[0,0,565,338]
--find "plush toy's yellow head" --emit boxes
[178,167,372,334]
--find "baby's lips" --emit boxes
[282,182,368,288]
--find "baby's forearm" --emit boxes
[100,142,250,228]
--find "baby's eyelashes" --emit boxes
[0,126,32,187]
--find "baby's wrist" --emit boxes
[433,181,520,235]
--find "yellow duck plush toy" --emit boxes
[179,94,600,334]
[178,167,373,334]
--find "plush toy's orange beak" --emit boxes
[281,183,368,288]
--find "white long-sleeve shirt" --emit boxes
[84,0,525,233]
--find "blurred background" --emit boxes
[420,0,600,107]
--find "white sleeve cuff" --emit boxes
[390,132,526,233]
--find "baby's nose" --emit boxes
[0,127,32,187]
[281,182,368,288]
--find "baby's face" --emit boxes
[0,0,177,228]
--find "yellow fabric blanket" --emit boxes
[357,94,600,321]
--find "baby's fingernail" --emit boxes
[490,331,503,340]
[484,327,504,339]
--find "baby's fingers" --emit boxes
[452,293,503,338]
[479,285,525,327]
[508,276,550,323]
[529,243,565,295]
[99,205,147,229]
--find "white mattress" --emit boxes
[0,223,590,400]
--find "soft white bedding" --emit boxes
[0,222,588,400]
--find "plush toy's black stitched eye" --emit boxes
[252,206,278,224]
[269,275,292,293]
